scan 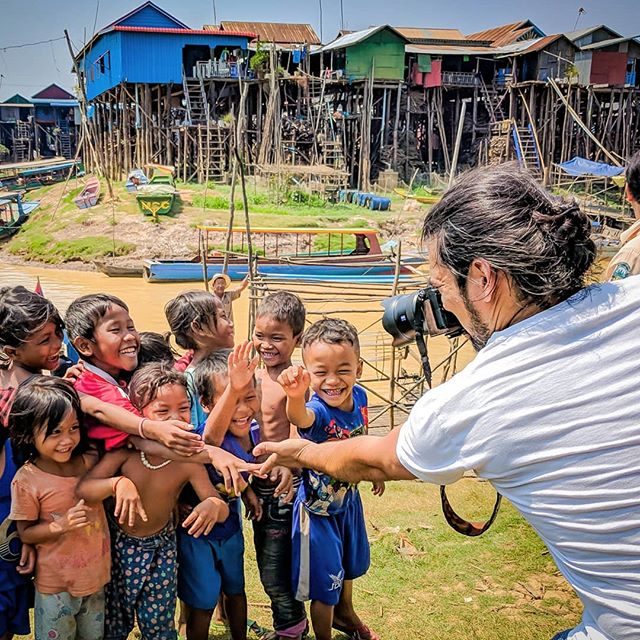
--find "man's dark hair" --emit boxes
[9,376,88,466]
[65,293,129,341]
[301,318,360,357]
[422,165,596,308]
[128,362,188,411]
[193,349,232,407]
[256,291,306,336]
[0,286,63,369]
[164,291,221,351]
[138,331,176,367]
[626,151,640,203]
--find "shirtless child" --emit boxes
[78,363,229,640]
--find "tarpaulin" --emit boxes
[557,157,624,178]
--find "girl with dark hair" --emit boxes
[8,376,111,640]
[165,290,235,426]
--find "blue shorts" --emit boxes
[177,528,245,610]
[0,580,31,637]
[291,491,370,606]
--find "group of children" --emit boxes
[0,273,381,640]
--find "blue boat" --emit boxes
[0,192,30,240]
[142,226,423,283]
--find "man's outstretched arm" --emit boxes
[254,426,416,483]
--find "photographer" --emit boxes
[255,165,640,640]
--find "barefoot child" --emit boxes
[9,377,110,640]
[276,318,381,640]
[77,363,229,640]
[210,273,249,325]
[177,349,265,640]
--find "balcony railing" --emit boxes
[441,71,478,87]
[191,59,252,80]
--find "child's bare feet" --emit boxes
[332,621,380,640]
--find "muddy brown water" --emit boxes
[0,263,476,429]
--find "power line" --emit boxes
[0,36,66,52]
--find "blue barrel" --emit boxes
[369,196,391,211]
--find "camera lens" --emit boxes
[381,292,419,347]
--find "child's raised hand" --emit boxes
[113,477,148,528]
[277,365,310,399]
[60,499,91,532]
[228,341,259,392]
[270,466,295,504]
[144,419,204,456]
[242,488,263,521]
[62,360,85,383]
[183,496,230,537]
[371,481,386,497]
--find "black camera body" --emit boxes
[382,286,462,347]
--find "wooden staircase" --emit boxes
[183,72,209,125]
[512,123,542,179]
[12,121,31,162]
[58,120,72,159]
[479,78,507,123]
[322,138,345,170]
[198,125,228,183]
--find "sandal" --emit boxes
[332,621,380,640]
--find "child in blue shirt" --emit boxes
[179,349,263,640]
[276,318,382,640]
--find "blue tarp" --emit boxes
[557,157,624,178]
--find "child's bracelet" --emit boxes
[138,418,148,439]
[113,476,125,494]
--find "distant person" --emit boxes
[210,273,249,325]
[606,150,640,279]
[350,234,370,256]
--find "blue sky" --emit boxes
[1,0,639,98]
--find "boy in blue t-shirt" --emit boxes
[277,319,382,640]
[178,351,263,640]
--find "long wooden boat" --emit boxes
[94,261,144,277]
[394,187,441,205]
[0,192,30,240]
[74,177,101,209]
[143,226,423,282]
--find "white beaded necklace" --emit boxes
[139,451,172,471]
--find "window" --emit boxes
[95,51,111,77]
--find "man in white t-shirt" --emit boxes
[255,166,640,640]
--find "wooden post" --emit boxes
[392,81,402,170]
[448,99,467,188]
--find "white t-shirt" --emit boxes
[397,276,640,640]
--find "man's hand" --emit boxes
[144,420,204,456]
[277,365,311,399]
[228,341,259,392]
[254,439,315,475]
[183,497,229,538]
[113,477,148,527]
[207,446,264,496]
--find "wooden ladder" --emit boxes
[183,70,209,125]
[512,123,542,179]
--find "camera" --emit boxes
[382,286,462,347]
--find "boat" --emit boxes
[125,169,148,192]
[143,226,424,282]
[94,261,144,277]
[394,187,441,205]
[0,192,30,240]
[74,177,101,209]
[136,182,177,221]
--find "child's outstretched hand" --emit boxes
[207,446,265,496]
[277,365,310,399]
[270,466,295,504]
[371,481,386,497]
[242,488,263,521]
[228,341,259,392]
[113,477,148,527]
[183,497,230,538]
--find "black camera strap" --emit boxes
[416,331,502,536]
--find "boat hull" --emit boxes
[94,261,144,277]
[136,193,175,216]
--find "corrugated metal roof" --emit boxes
[406,43,496,56]
[494,34,575,58]
[1,94,32,105]
[565,25,622,42]
[580,36,640,51]
[113,25,256,38]
[106,1,189,30]
[215,21,320,45]
[467,20,544,47]
[320,25,408,52]
[31,84,75,100]
[394,27,465,42]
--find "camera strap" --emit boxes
[440,485,502,536]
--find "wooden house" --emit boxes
[30,85,79,159]
[0,95,34,162]
[317,26,409,82]
[576,36,640,87]
[74,1,255,101]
